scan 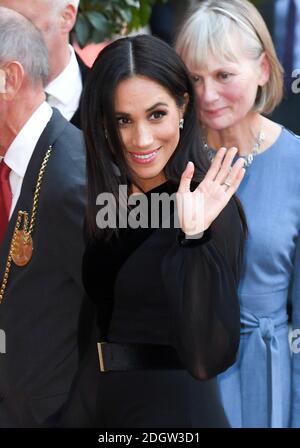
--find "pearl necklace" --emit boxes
[203,129,265,167]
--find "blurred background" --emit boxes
[73,0,300,135]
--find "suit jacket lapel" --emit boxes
[0,109,68,277]
[76,52,90,82]
[71,53,90,129]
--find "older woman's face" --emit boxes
[114,75,185,191]
[186,40,268,130]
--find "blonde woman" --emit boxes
[176,0,300,428]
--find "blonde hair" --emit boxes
[176,0,283,114]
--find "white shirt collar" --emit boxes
[45,44,81,105]
[4,102,53,178]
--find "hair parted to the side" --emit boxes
[81,34,210,240]
[0,6,48,85]
[176,0,283,115]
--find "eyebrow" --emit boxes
[190,63,237,75]
[115,102,169,116]
[146,102,169,112]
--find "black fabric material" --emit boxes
[96,370,229,428]
[83,181,244,427]
[70,53,90,129]
[98,342,184,371]
[177,228,211,247]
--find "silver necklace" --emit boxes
[203,129,265,167]
[242,129,265,167]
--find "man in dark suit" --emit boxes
[0,7,97,427]
[0,0,89,129]
[257,0,300,135]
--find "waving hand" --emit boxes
[176,147,245,237]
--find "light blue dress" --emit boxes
[218,127,300,428]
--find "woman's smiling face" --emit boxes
[114,75,186,191]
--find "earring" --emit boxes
[104,128,108,139]
[179,118,184,129]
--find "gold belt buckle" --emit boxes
[97,342,106,372]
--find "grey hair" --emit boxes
[0,7,48,86]
[44,0,80,12]
[176,0,283,114]
[67,0,80,7]
[64,0,80,8]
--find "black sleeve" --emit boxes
[161,197,243,380]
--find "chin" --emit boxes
[204,116,235,131]
[134,168,161,180]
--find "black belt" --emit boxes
[97,342,184,372]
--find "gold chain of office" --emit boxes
[0,146,53,304]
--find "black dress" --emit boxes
[82,181,243,428]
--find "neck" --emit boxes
[48,42,71,83]
[132,173,166,193]
[0,88,45,156]
[206,113,264,156]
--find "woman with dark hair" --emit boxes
[81,34,246,428]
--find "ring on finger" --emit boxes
[222,180,231,188]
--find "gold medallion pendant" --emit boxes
[0,145,52,303]
[11,230,33,267]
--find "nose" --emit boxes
[131,122,154,149]
[198,79,220,105]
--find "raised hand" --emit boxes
[176,147,245,237]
